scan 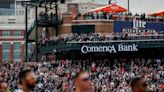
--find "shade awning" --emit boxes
[148,9,164,16]
[88,4,127,13]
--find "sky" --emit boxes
[93,0,164,14]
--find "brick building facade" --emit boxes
[0,30,25,62]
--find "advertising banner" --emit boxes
[81,44,138,54]
[114,20,164,33]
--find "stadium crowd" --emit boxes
[0,58,164,92]
[75,11,164,23]
[40,32,164,47]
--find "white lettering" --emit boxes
[132,44,138,51]
[81,45,117,54]
[118,44,138,51]
[81,44,138,54]
[133,19,146,29]
[118,45,124,51]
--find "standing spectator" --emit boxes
[131,77,147,92]
[15,69,36,92]
[75,71,94,92]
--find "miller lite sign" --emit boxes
[122,19,156,33]
[133,19,146,29]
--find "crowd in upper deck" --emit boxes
[74,11,164,23]
[39,31,164,47]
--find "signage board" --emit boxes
[81,44,138,54]
[114,20,164,33]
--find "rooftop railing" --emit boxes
[75,14,164,23]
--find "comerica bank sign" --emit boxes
[81,44,138,54]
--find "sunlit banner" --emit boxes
[81,44,138,54]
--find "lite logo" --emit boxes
[133,19,146,29]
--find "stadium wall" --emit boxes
[57,14,114,35]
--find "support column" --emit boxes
[32,42,35,53]
[55,2,59,36]
[25,6,28,62]
[0,31,2,36]
[45,5,48,37]
[35,6,38,62]
[0,42,2,63]
[22,42,25,62]
[11,30,14,36]
[10,42,14,63]
[128,0,130,13]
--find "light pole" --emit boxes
[17,0,35,62]
[25,5,28,62]
[55,0,59,36]
[35,5,38,62]
[128,0,130,13]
